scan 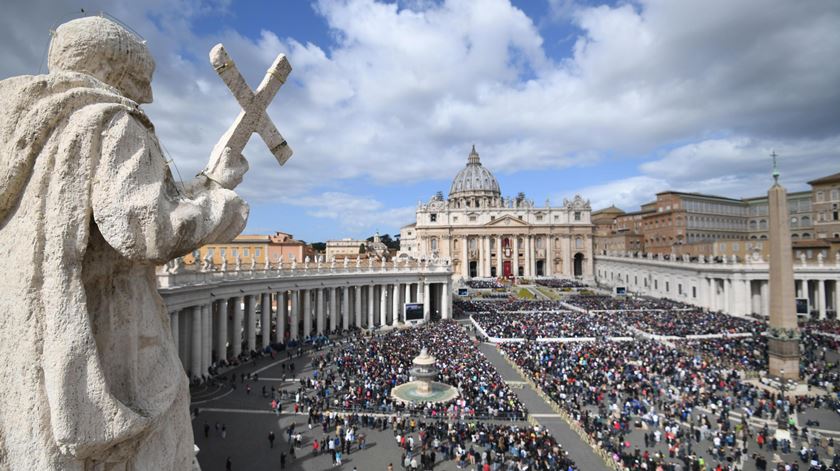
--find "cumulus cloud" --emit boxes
[280,192,415,235]
[2,0,839,237]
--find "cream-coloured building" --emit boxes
[325,238,366,260]
[399,146,595,279]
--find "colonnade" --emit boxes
[595,254,840,319]
[162,273,452,379]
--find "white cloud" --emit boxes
[2,0,839,237]
[281,192,415,235]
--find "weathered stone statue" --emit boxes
[0,16,258,470]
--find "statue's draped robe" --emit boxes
[0,72,248,470]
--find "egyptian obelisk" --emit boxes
[766,153,800,380]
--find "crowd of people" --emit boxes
[535,279,588,289]
[473,311,631,338]
[302,321,527,420]
[619,310,763,337]
[501,339,840,470]
[466,279,506,289]
[564,295,695,312]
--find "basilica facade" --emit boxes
[399,146,595,280]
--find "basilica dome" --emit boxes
[448,146,501,200]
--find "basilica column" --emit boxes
[289,290,299,341]
[405,283,412,304]
[367,285,375,328]
[462,237,469,278]
[546,235,553,276]
[512,236,520,277]
[723,279,731,314]
[303,289,312,338]
[341,286,350,331]
[178,310,189,369]
[245,295,257,352]
[524,236,532,277]
[261,292,271,348]
[329,287,337,333]
[275,291,286,343]
[441,282,451,319]
[484,236,492,277]
[232,296,243,356]
[354,286,363,328]
[423,282,431,321]
[392,283,401,326]
[495,237,502,277]
[190,305,202,379]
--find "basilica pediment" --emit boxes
[484,215,529,227]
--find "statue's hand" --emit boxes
[203,146,249,190]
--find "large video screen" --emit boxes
[615,286,626,296]
[795,298,809,315]
[404,303,424,321]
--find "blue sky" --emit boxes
[2,0,839,242]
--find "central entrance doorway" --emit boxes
[503,261,512,277]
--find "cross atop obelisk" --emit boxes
[766,150,800,381]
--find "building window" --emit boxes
[816,191,824,202]
[536,215,543,221]
[219,248,226,257]
[469,216,477,222]
[255,248,261,257]
[692,287,697,298]
[243,248,250,257]
[665,282,670,292]
[575,238,583,249]
[453,216,459,222]
[574,211,581,221]
[192,249,200,259]
[232,248,238,258]
[430,213,437,222]
[431,239,438,251]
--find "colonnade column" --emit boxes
[723,279,731,314]
[315,288,324,335]
[817,280,826,319]
[761,281,770,317]
[354,286,363,328]
[329,287,337,333]
[261,292,271,348]
[379,285,388,327]
[367,285,375,328]
[201,304,211,372]
[462,237,469,278]
[423,282,430,322]
[303,289,312,338]
[802,279,811,313]
[289,291,299,341]
[232,296,243,356]
[275,291,286,343]
[405,283,412,304]
[246,295,257,352]
[216,298,228,360]
[341,286,350,331]
[178,311,189,369]
[392,283,401,326]
[190,305,202,378]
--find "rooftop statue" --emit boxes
[0,15,292,470]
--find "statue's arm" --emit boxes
[91,111,248,262]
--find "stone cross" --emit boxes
[208,44,293,167]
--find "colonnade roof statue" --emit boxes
[0,15,292,470]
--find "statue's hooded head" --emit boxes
[48,16,155,104]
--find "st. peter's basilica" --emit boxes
[399,146,594,280]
